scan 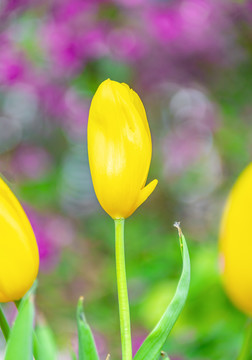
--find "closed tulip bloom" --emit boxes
[219,163,252,316]
[88,79,158,219]
[0,177,39,302]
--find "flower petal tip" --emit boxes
[135,179,158,210]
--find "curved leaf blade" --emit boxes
[4,296,34,360]
[134,223,191,360]
[77,297,99,360]
[36,322,57,360]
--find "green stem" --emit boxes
[115,219,132,360]
[0,305,10,341]
[237,318,252,360]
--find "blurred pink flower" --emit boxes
[12,145,52,180]
[37,81,66,118]
[25,207,75,271]
[41,22,85,73]
[0,46,27,85]
[0,0,33,17]
[108,28,146,61]
[35,80,88,135]
[40,21,107,73]
[162,130,211,176]
[80,26,108,59]
[113,0,146,8]
[51,0,95,22]
[149,8,183,43]
[147,0,231,56]
[63,88,89,138]
[161,87,219,177]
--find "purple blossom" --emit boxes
[62,88,89,138]
[162,130,212,176]
[35,80,88,135]
[36,81,67,118]
[25,207,75,271]
[161,87,219,177]
[51,0,95,22]
[0,45,27,85]
[80,26,108,59]
[40,22,86,73]
[40,20,107,74]
[12,145,52,180]
[147,0,231,56]
[113,0,146,8]
[0,0,34,17]
[108,28,146,61]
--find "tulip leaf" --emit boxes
[4,296,34,360]
[35,323,57,360]
[77,296,99,360]
[133,223,190,360]
[0,305,11,341]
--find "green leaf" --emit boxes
[4,296,35,360]
[35,323,57,360]
[77,297,99,360]
[0,305,11,341]
[14,282,40,360]
[133,223,191,360]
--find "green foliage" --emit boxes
[133,224,190,360]
[77,297,100,360]
[71,350,78,360]
[4,296,34,360]
[36,323,57,360]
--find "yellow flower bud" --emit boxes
[88,79,158,219]
[219,163,252,316]
[0,177,39,302]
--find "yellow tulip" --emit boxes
[0,177,39,302]
[219,163,252,316]
[87,79,158,219]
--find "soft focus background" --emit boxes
[0,0,251,359]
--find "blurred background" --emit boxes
[0,0,251,359]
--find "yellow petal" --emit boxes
[0,177,39,302]
[219,163,252,316]
[134,179,158,211]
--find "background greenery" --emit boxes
[0,0,251,359]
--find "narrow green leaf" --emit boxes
[5,296,35,360]
[77,296,99,360]
[134,223,191,360]
[14,281,41,360]
[35,322,57,360]
[0,305,11,341]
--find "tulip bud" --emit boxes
[0,177,39,302]
[219,163,252,316]
[88,79,158,219]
